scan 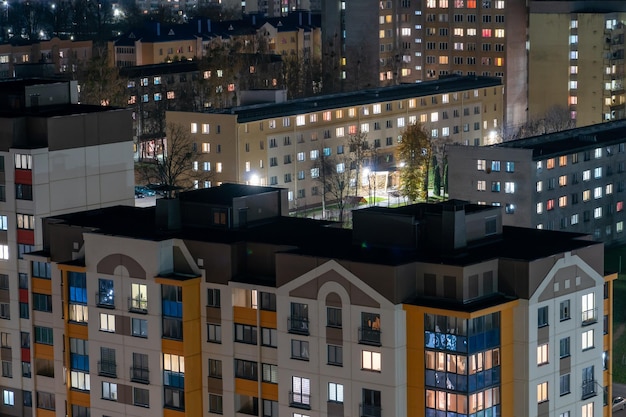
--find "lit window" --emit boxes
[594,167,602,178]
[546,159,555,169]
[504,182,515,193]
[328,382,344,403]
[99,313,115,332]
[594,207,602,219]
[202,124,210,134]
[607,184,613,194]
[536,181,543,192]
[362,350,381,371]
[336,127,345,137]
[3,390,13,406]
[477,181,486,191]
[102,381,118,401]
[537,382,548,403]
[571,214,579,225]
[546,199,555,210]
[582,402,593,417]
[537,343,548,365]
[595,148,602,158]
[583,190,591,201]
[618,201,624,212]
[190,123,198,133]
[617,221,623,233]
[536,203,543,214]
[559,196,567,207]
[582,329,594,350]
[594,187,602,199]
[216,163,222,173]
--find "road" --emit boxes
[615,383,626,414]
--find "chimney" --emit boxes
[156,22,160,36]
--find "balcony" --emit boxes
[288,317,309,335]
[96,292,115,309]
[130,366,150,384]
[360,403,382,417]
[581,308,597,326]
[98,361,117,378]
[289,391,311,409]
[128,297,148,313]
[581,379,597,400]
[359,327,382,346]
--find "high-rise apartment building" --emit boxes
[321,0,527,127]
[0,78,135,417]
[528,2,626,128]
[447,119,626,245]
[168,75,503,211]
[16,184,614,417]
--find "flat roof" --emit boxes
[0,104,126,119]
[496,119,626,158]
[202,75,502,122]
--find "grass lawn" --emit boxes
[605,245,626,383]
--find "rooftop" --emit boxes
[209,75,503,122]
[497,118,626,158]
[45,189,595,268]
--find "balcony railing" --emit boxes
[581,308,597,325]
[96,292,115,308]
[581,379,597,400]
[130,366,150,384]
[98,361,117,378]
[359,327,382,346]
[289,391,311,409]
[288,317,310,335]
[360,403,382,417]
[128,297,148,313]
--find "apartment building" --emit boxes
[0,37,93,79]
[321,0,527,127]
[0,78,135,417]
[528,2,626,128]
[447,119,626,245]
[17,184,614,417]
[168,75,503,211]
[108,12,321,68]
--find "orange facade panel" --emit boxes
[34,343,54,361]
[32,277,52,295]
[67,323,88,340]
[233,306,257,326]
[163,408,185,417]
[235,378,259,397]
[162,338,185,356]
[68,389,90,407]
[260,310,277,328]
[36,408,56,417]
[261,382,278,401]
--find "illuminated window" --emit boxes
[482,29,492,37]
[559,196,567,207]
[582,329,594,350]
[559,175,567,186]
[537,343,548,365]
[362,351,381,371]
[536,181,543,192]
[583,190,590,201]
[537,382,548,403]
[546,159,555,169]
[190,123,198,133]
[495,29,504,37]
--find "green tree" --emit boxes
[432,155,441,197]
[397,122,432,203]
[442,155,449,196]
[77,48,126,106]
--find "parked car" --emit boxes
[134,186,156,198]
[614,396,626,412]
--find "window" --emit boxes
[15,154,32,170]
[328,382,344,403]
[363,389,381,417]
[97,278,114,307]
[291,376,311,407]
[36,391,55,410]
[262,399,277,417]
[32,261,51,279]
[15,184,32,200]
[261,327,277,347]
[537,381,548,403]
[209,393,222,414]
[491,181,500,192]
[582,329,594,350]
[132,318,147,337]
[582,293,596,324]
[289,302,309,334]
[3,390,13,406]
[235,324,257,345]
[33,293,52,312]
[16,213,34,229]
[234,359,258,380]
[583,170,591,181]
[506,161,515,172]
[328,344,343,366]
[477,180,486,191]
[2,361,11,378]
[504,182,515,193]
[362,350,382,371]
[537,343,548,365]
[208,358,222,380]
[560,300,570,321]
[582,402,593,417]
[0,302,8,319]
[102,381,117,401]
[537,306,548,327]
[260,292,276,311]
[327,307,342,328]
[134,387,149,408]
[68,272,87,323]
[34,326,53,345]
[560,337,570,358]
[291,340,309,360]
[99,347,116,377]
[207,323,222,343]
[207,288,220,307]
[560,374,570,396]
[262,363,277,383]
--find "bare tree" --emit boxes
[348,130,369,197]
[396,122,432,203]
[312,149,353,225]
[136,122,213,196]
[77,46,126,106]
[502,105,576,141]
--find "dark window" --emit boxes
[291,340,309,360]
[560,337,570,358]
[207,288,220,307]
[260,292,276,311]
[15,184,32,200]
[538,306,548,327]
[234,324,257,345]
[234,359,258,380]
[328,345,343,366]
[33,293,52,312]
[32,262,51,279]
[327,307,342,328]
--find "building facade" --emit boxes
[168,75,503,211]
[321,0,527,127]
[14,184,614,417]
[0,79,135,417]
[447,119,626,245]
[528,3,626,128]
